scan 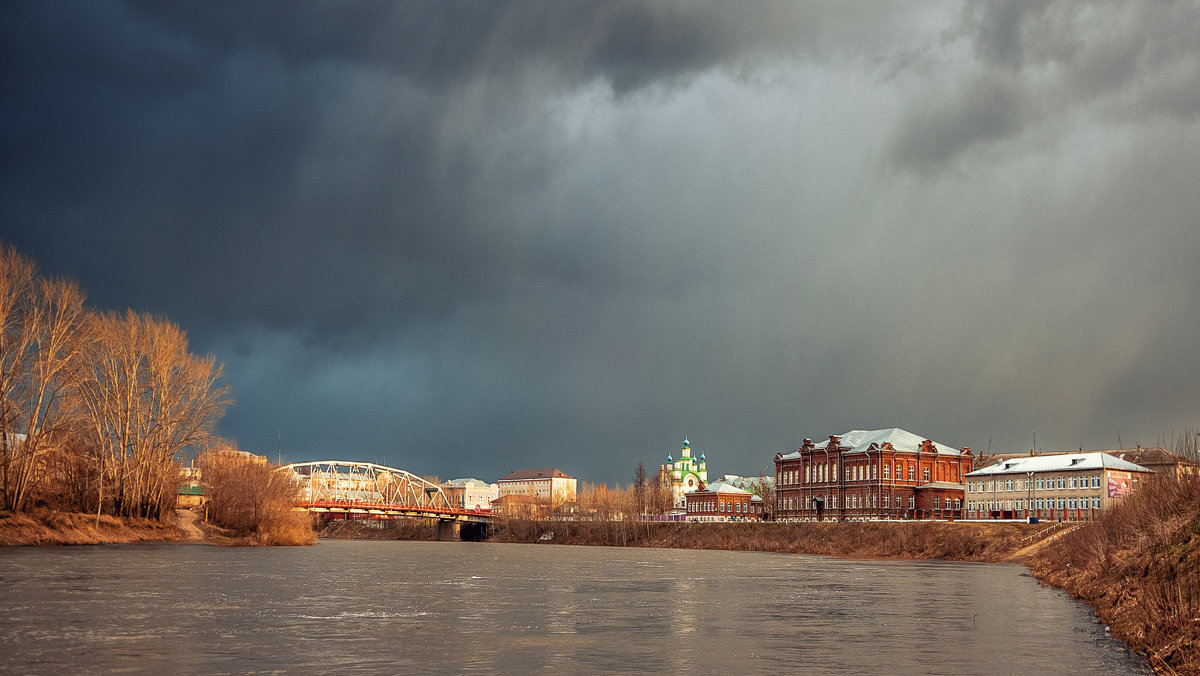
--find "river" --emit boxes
[0,540,1148,674]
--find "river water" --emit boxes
[0,540,1148,674]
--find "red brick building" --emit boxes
[685,481,765,522]
[774,428,972,521]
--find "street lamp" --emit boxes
[1026,470,1035,523]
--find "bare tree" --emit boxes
[1174,426,1199,463]
[75,310,231,518]
[199,446,313,544]
[0,250,88,512]
[634,462,647,517]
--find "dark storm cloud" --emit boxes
[3,1,1199,482]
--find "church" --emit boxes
[661,438,708,511]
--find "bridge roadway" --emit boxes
[297,499,493,523]
[282,460,496,538]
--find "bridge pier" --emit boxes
[436,520,462,541]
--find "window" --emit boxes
[954,499,961,510]
[1068,498,1077,510]
[871,466,877,480]
[884,465,890,480]
[1036,498,1044,510]
[1015,499,1023,510]
[895,463,901,479]
[1092,497,1100,509]
[1068,477,1076,489]
[923,468,931,483]
[909,466,915,481]
[1016,480,1023,491]
[908,495,915,509]
[1057,498,1065,510]
[1092,476,1101,488]
[883,495,890,508]
[1036,478,1044,490]
[944,497,951,509]
[1057,477,1065,489]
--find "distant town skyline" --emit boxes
[4,2,1199,484]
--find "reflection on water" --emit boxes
[0,540,1148,674]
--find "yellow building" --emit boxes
[497,468,577,506]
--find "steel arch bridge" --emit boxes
[282,460,490,523]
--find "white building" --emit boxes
[660,438,708,511]
[442,478,499,511]
[964,452,1153,521]
[497,468,577,506]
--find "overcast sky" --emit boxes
[3,1,1198,484]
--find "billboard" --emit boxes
[1107,470,1133,499]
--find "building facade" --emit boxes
[964,452,1153,521]
[774,428,972,521]
[497,468,577,506]
[442,478,499,511]
[685,482,764,522]
[660,438,708,510]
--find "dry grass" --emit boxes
[1030,474,1200,674]
[488,519,1033,562]
[0,508,182,546]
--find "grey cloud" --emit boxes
[3,1,1198,482]
[889,1,1200,173]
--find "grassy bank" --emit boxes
[489,519,1033,561]
[1029,475,1200,674]
[0,509,183,546]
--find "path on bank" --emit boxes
[175,509,204,542]
[1005,523,1082,562]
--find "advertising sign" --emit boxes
[1107,470,1132,499]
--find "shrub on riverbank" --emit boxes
[198,450,315,546]
[0,508,182,546]
[1030,474,1200,674]
[489,520,1032,562]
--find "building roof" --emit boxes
[498,468,575,481]
[965,452,1151,477]
[444,478,496,488]
[688,481,763,500]
[780,427,962,460]
[1110,447,1196,469]
[711,474,775,490]
[914,481,966,490]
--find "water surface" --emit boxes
[0,540,1148,674]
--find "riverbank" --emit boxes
[0,509,184,546]
[490,519,1036,561]
[1027,475,1200,674]
[317,517,1037,562]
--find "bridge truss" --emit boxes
[283,460,457,515]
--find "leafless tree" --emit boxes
[0,243,89,511]
[74,310,231,518]
[1174,426,1199,463]
[198,446,312,544]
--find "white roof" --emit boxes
[692,481,762,500]
[965,452,1151,477]
[444,478,496,488]
[780,427,961,460]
